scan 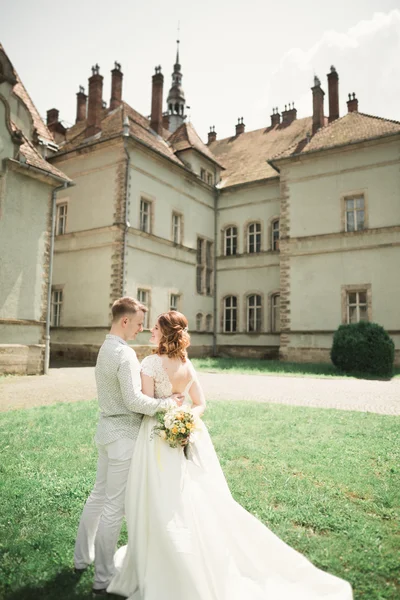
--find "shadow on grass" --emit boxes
[2,568,122,600]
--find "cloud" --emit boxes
[258,10,400,123]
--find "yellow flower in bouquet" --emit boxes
[152,405,198,453]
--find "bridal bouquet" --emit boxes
[152,405,197,451]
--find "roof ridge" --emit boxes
[212,116,313,145]
[357,111,400,126]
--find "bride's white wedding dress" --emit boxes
[108,354,353,600]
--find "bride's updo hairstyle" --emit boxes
[156,311,190,362]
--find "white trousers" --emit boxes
[74,437,135,590]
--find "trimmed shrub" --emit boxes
[331,321,395,377]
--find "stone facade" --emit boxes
[0,45,70,375]
[45,60,400,369]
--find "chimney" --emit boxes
[162,112,170,131]
[86,64,103,137]
[312,75,325,135]
[327,66,339,123]
[110,62,123,110]
[47,108,59,126]
[235,117,245,136]
[270,107,281,127]
[347,93,358,113]
[281,103,297,126]
[76,86,87,123]
[46,108,66,142]
[208,126,217,144]
[150,66,164,136]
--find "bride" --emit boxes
[107,311,353,600]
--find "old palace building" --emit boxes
[3,43,398,372]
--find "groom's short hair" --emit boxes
[111,296,148,322]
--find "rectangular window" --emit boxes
[205,241,213,296]
[172,213,182,244]
[272,219,280,251]
[200,168,206,181]
[224,296,237,333]
[224,226,238,256]
[271,294,280,333]
[207,172,213,185]
[170,293,179,311]
[196,238,204,294]
[196,238,213,296]
[345,196,365,232]
[51,289,63,327]
[247,295,262,332]
[55,203,67,235]
[247,222,261,253]
[137,288,150,328]
[347,291,368,324]
[140,199,151,233]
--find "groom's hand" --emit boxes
[172,393,185,406]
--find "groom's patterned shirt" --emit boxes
[94,335,171,445]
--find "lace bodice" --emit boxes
[141,354,195,401]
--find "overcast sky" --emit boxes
[2,0,400,141]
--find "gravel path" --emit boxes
[1,367,399,415]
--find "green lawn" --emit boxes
[0,401,399,599]
[192,357,400,380]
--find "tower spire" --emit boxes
[166,33,187,133]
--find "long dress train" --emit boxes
[108,354,353,600]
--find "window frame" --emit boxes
[196,312,203,332]
[224,225,238,256]
[246,221,262,254]
[341,284,372,324]
[139,198,152,234]
[223,295,238,333]
[271,219,280,251]
[169,293,180,312]
[137,287,151,329]
[196,236,214,296]
[270,292,281,333]
[341,191,368,233]
[55,202,68,236]
[246,293,262,333]
[51,287,63,327]
[172,211,183,245]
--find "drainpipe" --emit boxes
[44,180,74,374]
[213,168,218,357]
[122,116,130,296]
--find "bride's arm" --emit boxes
[189,379,206,419]
[141,372,155,398]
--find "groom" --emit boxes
[74,296,183,595]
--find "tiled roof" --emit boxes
[17,129,72,182]
[0,43,54,144]
[169,122,225,168]
[209,117,313,188]
[272,112,400,161]
[58,103,185,167]
[1,44,69,182]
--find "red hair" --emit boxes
[155,311,190,362]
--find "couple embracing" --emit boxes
[74,296,353,600]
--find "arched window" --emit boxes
[223,296,237,333]
[206,314,213,332]
[272,219,280,251]
[247,294,262,332]
[196,312,203,331]
[271,293,280,332]
[247,222,261,253]
[224,226,238,256]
